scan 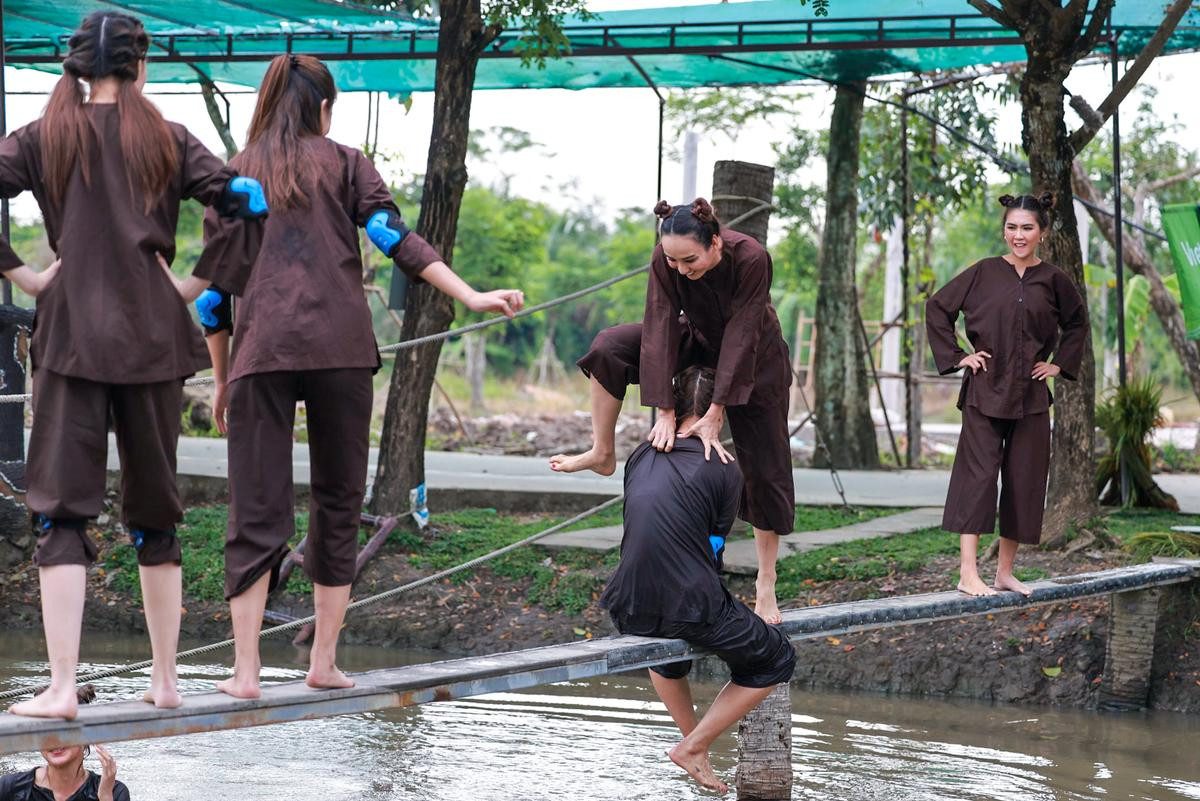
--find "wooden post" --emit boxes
[712,161,793,800]
[1098,587,1162,711]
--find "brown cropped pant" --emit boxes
[578,322,795,535]
[27,369,184,567]
[224,368,372,600]
[942,404,1051,545]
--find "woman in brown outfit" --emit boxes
[199,55,525,699]
[926,193,1086,597]
[0,13,266,719]
[551,199,794,623]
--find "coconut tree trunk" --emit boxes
[814,82,879,469]
[734,684,793,800]
[372,0,489,515]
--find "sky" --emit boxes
[3,0,1199,231]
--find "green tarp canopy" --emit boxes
[4,0,1200,92]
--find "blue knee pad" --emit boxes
[217,175,269,220]
[709,534,725,565]
[31,513,87,533]
[195,286,232,335]
[365,209,410,259]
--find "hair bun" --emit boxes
[1037,191,1055,210]
[691,197,715,222]
[998,194,1017,208]
[653,200,674,220]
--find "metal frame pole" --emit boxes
[1,0,10,307]
[1110,21,1126,388]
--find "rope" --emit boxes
[0,495,625,701]
[0,264,651,404]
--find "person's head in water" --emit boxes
[41,12,178,213]
[38,685,96,770]
[673,366,716,432]
[999,192,1053,262]
[655,199,724,281]
[238,54,338,210]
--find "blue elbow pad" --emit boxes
[217,175,269,220]
[709,534,726,563]
[366,209,410,259]
[195,287,232,335]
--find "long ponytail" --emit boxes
[237,54,337,210]
[40,12,178,213]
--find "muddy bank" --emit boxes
[1,512,1196,715]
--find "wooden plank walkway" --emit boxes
[0,560,1195,755]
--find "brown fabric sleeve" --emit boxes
[179,128,236,206]
[350,148,441,284]
[925,264,978,375]
[0,127,34,272]
[1051,268,1087,381]
[639,247,681,409]
[193,205,264,297]
[712,247,770,407]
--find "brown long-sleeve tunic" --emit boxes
[198,137,441,382]
[926,256,1087,419]
[641,228,785,408]
[0,105,248,384]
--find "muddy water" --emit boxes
[1,631,1197,800]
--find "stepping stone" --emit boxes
[721,507,945,575]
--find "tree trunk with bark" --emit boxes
[813,82,879,469]
[371,0,490,515]
[734,684,793,800]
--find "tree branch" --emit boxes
[189,66,238,159]
[1071,0,1112,60]
[1140,163,1200,196]
[1069,0,1192,153]
[966,0,1018,32]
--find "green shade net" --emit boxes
[1162,203,1200,340]
[4,0,1200,92]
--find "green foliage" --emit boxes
[1095,378,1178,509]
[1124,529,1200,560]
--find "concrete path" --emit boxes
[105,436,1200,515]
[721,507,945,575]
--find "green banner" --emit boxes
[1163,203,1200,340]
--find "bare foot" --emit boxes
[9,688,78,720]
[754,580,782,625]
[668,741,728,793]
[141,686,182,709]
[548,447,616,476]
[957,574,997,597]
[216,674,261,700]
[306,665,355,691]
[994,574,1032,596]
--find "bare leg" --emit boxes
[216,572,270,699]
[993,538,1031,595]
[753,528,781,624]
[957,534,996,596]
[548,376,621,476]
[139,563,183,709]
[9,565,86,719]
[668,681,777,794]
[306,583,355,690]
[649,671,698,736]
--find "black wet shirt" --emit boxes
[0,769,130,801]
[599,438,743,624]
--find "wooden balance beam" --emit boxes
[0,560,1196,755]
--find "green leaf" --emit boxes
[1083,262,1115,288]
[1163,272,1182,303]
[572,627,587,637]
[1124,274,1152,347]
[1042,666,1062,678]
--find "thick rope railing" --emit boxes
[0,264,652,404]
[0,495,624,700]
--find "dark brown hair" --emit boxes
[41,12,179,213]
[655,198,722,246]
[236,54,337,210]
[999,192,1054,230]
[673,366,716,420]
